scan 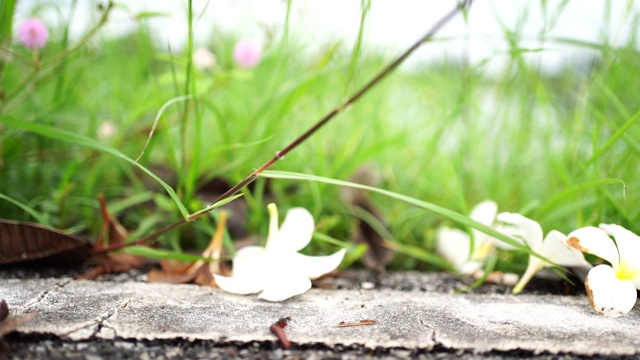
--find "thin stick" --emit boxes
[96,0,472,254]
[205,0,472,211]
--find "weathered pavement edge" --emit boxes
[2,278,639,356]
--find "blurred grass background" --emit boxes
[1,0,638,271]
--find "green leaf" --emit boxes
[123,246,213,262]
[189,193,245,219]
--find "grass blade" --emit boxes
[585,109,640,166]
[0,116,190,219]
[0,192,50,226]
[260,170,550,263]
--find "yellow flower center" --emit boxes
[472,241,495,260]
[616,259,640,281]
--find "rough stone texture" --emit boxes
[1,275,639,358]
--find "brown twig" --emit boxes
[269,317,292,349]
[336,319,378,328]
[0,300,7,322]
[95,0,473,254]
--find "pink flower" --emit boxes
[18,18,49,49]
[232,39,262,69]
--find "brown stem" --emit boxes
[96,0,472,254]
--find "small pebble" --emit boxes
[116,341,134,350]
[271,348,284,359]
[361,282,375,290]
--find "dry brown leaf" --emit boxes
[0,219,90,266]
[159,259,193,274]
[75,194,144,280]
[0,313,36,338]
[96,194,129,249]
[147,267,199,284]
[147,211,228,286]
[0,299,36,338]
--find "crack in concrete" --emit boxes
[62,297,131,340]
[22,279,72,310]
[418,313,438,350]
[92,297,131,338]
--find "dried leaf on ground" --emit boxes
[0,219,90,266]
[75,194,144,280]
[341,164,394,272]
[147,211,229,286]
[0,299,36,338]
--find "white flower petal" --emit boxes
[584,264,637,317]
[291,249,346,279]
[214,245,272,296]
[469,200,498,248]
[436,227,473,273]
[599,224,640,266]
[566,227,619,266]
[540,230,590,267]
[459,261,484,275]
[491,225,520,251]
[230,246,268,279]
[496,212,543,249]
[214,274,266,295]
[469,200,498,226]
[258,274,312,302]
[274,207,315,252]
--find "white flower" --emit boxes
[213,203,346,301]
[566,224,640,317]
[496,212,590,294]
[436,200,499,275]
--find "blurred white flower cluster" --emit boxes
[437,200,639,317]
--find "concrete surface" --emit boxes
[1,274,639,359]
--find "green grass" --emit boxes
[1,1,639,271]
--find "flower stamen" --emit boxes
[616,260,640,282]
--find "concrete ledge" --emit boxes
[2,277,639,357]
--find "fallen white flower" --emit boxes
[566,224,640,317]
[436,200,499,275]
[496,212,590,294]
[214,203,346,301]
